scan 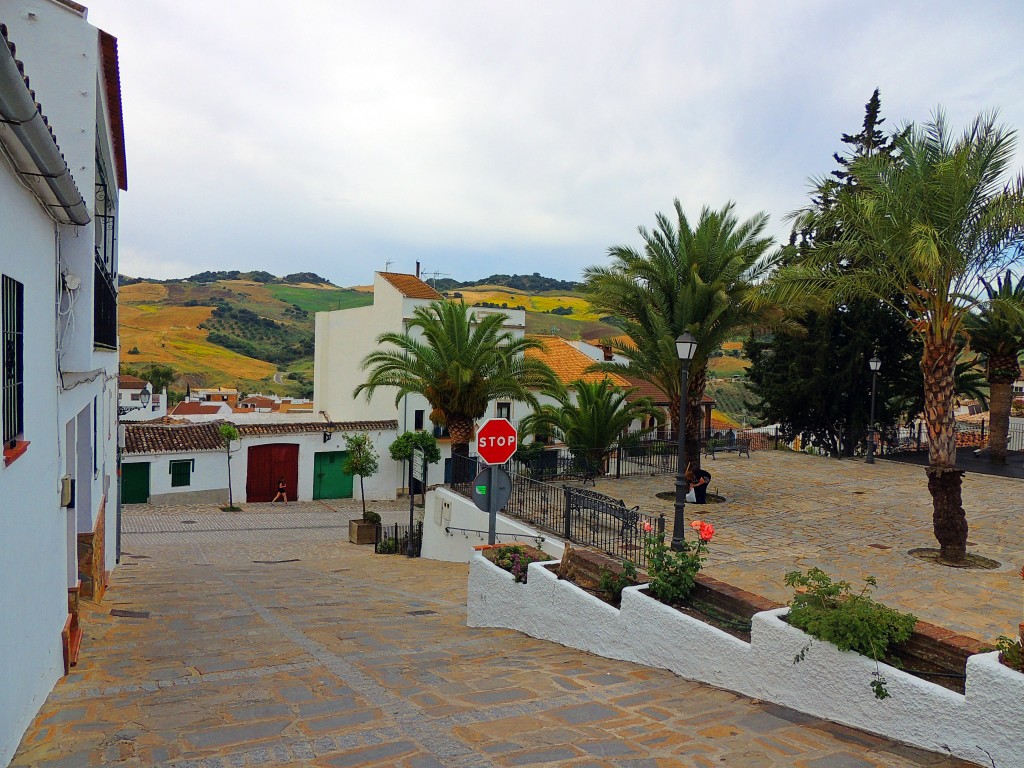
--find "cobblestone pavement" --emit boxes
[589,451,1024,643]
[12,513,972,768]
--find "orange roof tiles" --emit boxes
[171,402,226,416]
[379,272,443,300]
[124,420,399,455]
[527,336,631,388]
[119,375,147,389]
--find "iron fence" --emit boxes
[374,522,423,556]
[447,454,664,569]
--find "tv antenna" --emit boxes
[384,260,394,273]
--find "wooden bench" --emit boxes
[563,486,640,539]
[704,437,751,459]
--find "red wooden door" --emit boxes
[246,443,299,502]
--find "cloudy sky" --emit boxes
[83,1,1024,287]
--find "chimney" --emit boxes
[416,261,421,278]
[602,345,613,361]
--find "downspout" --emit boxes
[0,25,90,225]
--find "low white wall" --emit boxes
[421,487,565,563]
[467,556,1024,768]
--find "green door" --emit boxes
[313,451,352,499]
[122,462,151,504]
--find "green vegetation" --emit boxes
[785,568,917,700]
[266,284,372,313]
[598,561,639,606]
[342,433,379,519]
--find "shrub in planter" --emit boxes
[484,544,548,583]
[598,561,639,607]
[784,568,917,699]
[642,520,715,604]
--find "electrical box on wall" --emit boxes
[60,475,74,507]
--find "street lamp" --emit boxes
[138,387,151,412]
[672,332,698,550]
[866,353,881,464]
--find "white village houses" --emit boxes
[0,1,126,762]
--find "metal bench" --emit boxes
[705,437,751,459]
[563,486,640,539]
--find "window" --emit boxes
[169,459,193,487]
[2,276,24,446]
[414,409,424,431]
[496,402,511,420]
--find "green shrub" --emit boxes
[643,520,715,604]
[995,635,1024,673]
[362,510,381,526]
[491,545,545,584]
[598,561,638,605]
[784,568,917,700]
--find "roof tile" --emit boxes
[123,420,398,455]
[379,272,443,300]
[526,336,630,387]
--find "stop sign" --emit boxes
[476,418,518,465]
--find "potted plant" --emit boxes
[343,433,381,545]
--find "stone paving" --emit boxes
[589,451,1024,643]
[11,505,974,768]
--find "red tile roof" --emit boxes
[526,336,630,387]
[123,420,398,455]
[171,402,226,416]
[98,31,127,191]
[119,375,147,389]
[379,272,443,300]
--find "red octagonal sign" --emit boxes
[476,418,518,465]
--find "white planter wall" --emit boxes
[468,556,1024,768]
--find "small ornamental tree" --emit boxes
[343,433,379,520]
[218,423,240,510]
[389,431,442,501]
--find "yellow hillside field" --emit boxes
[455,288,600,319]
[119,304,275,381]
[121,282,168,302]
[721,341,744,351]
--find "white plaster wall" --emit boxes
[421,487,564,563]
[124,451,225,502]
[467,559,1024,768]
[0,144,67,768]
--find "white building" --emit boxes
[121,418,398,505]
[117,374,167,422]
[314,271,526,483]
[0,2,126,762]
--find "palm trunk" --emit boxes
[686,365,708,473]
[921,334,967,563]
[986,354,1018,465]
[448,416,475,483]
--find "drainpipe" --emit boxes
[0,26,90,225]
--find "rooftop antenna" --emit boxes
[384,260,393,273]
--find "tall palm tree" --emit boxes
[964,270,1024,464]
[583,200,783,467]
[354,301,555,460]
[520,378,664,477]
[781,111,1024,563]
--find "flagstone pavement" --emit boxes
[11,487,981,768]
[589,451,1024,644]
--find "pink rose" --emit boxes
[643,521,653,533]
[698,522,715,543]
[690,520,702,530]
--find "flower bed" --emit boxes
[468,553,1024,768]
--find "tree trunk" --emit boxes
[986,354,1019,465]
[921,334,967,562]
[686,365,708,473]
[448,416,475,482]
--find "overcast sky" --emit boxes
[82,1,1024,287]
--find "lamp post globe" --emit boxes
[866,353,881,464]
[672,332,698,550]
[139,387,151,411]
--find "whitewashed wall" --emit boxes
[421,487,564,562]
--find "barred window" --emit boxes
[169,459,193,487]
[2,275,24,446]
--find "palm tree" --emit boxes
[354,300,555,461]
[782,111,1024,563]
[964,270,1024,464]
[582,200,783,467]
[520,378,664,478]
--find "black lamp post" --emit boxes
[672,332,698,551]
[866,353,881,464]
[138,387,151,412]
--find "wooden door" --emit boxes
[246,444,299,502]
[313,451,352,499]
[121,462,150,504]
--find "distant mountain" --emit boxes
[118,270,336,287]
[432,273,579,293]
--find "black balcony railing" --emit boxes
[93,259,117,350]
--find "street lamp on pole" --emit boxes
[138,387,151,413]
[866,353,881,464]
[672,332,698,551]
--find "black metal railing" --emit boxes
[93,258,117,350]
[374,522,423,556]
[448,454,664,569]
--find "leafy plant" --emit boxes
[642,520,715,604]
[342,433,379,519]
[389,431,442,464]
[994,635,1024,673]
[784,568,917,699]
[491,545,546,584]
[598,561,638,606]
[377,535,398,554]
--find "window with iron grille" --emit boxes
[2,276,24,446]
[414,409,424,430]
[93,144,118,350]
[169,459,193,487]
[496,402,512,420]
